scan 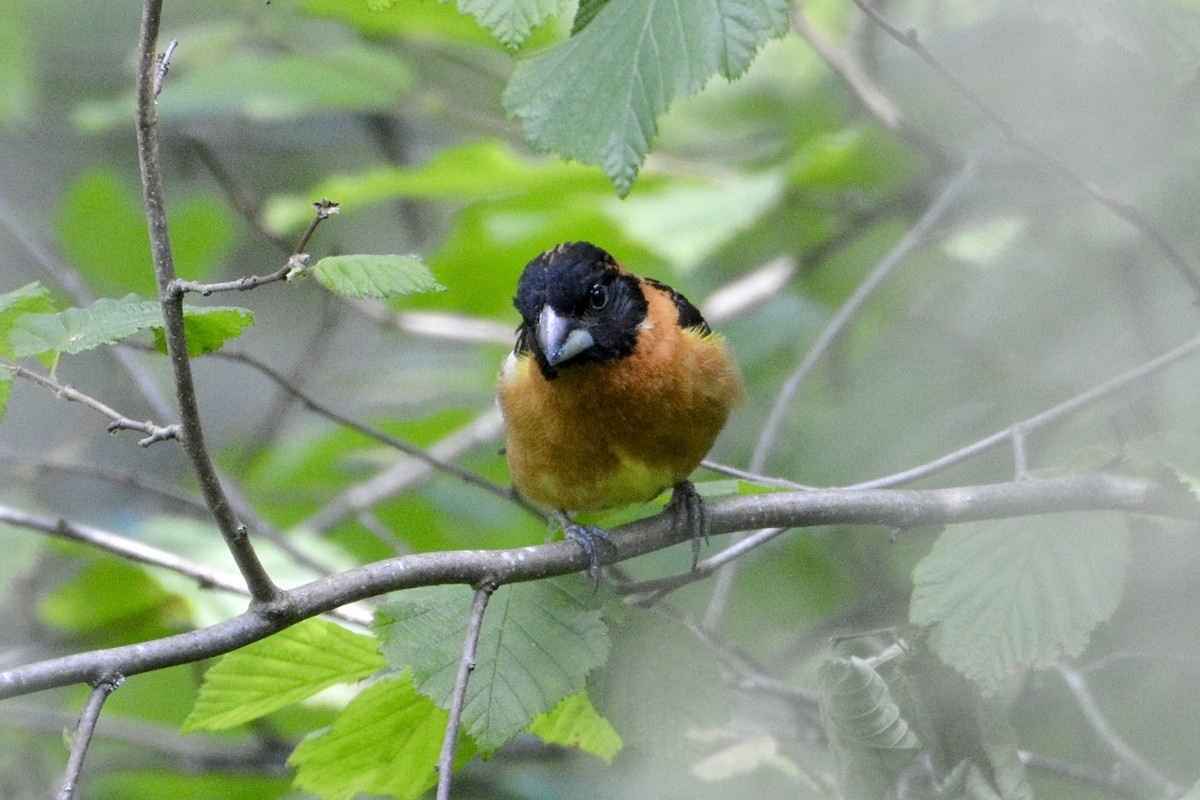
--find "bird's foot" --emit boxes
[666,480,708,570]
[557,514,615,589]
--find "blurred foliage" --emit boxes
[2,0,1200,798]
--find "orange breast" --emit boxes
[499,288,744,513]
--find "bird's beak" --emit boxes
[537,306,594,367]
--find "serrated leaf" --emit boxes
[0,282,55,359]
[445,0,571,49]
[153,306,256,358]
[9,295,162,358]
[571,0,610,33]
[528,692,622,762]
[183,618,384,733]
[312,254,445,300]
[819,656,920,800]
[910,514,1130,693]
[289,675,474,800]
[375,579,609,752]
[503,0,791,194]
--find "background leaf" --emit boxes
[820,656,920,800]
[503,0,791,194]
[183,618,384,733]
[528,691,622,762]
[375,579,609,752]
[910,514,1131,693]
[289,675,474,800]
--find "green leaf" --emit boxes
[819,656,920,800]
[289,675,475,800]
[9,294,254,360]
[38,555,187,638]
[312,254,445,300]
[528,692,622,762]
[445,0,571,50]
[605,171,784,271]
[571,0,610,33]
[910,514,1130,693]
[375,579,609,752]
[154,306,256,358]
[182,618,385,733]
[0,282,55,358]
[57,169,234,297]
[9,295,162,358]
[503,0,791,194]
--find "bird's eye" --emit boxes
[588,284,608,310]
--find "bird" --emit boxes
[497,242,745,583]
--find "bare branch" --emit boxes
[1055,663,1180,797]
[134,0,279,604]
[56,674,122,800]
[209,349,535,518]
[0,472,1190,700]
[303,407,507,533]
[751,136,997,473]
[0,359,179,446]
[791,5,901,129]
[843,331,1200,490]
[850,0,1200,300]
[0,504,372,627]
[437,580,496,800]
[170,200,337,296]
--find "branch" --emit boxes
[0,472,1191,699]
[843,330,1200,490]
[0,504,372,627]
[850,0,1200,301]
[0,359,178,446]
[134,2,280,604]
[209,349,534,518]
[56,674,122,800]
[1055,663,1180,797]
[170,200,337,296]
[437,581,496,800]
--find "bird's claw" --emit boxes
[564,522,614,590]
[666,480,708,570]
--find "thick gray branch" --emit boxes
[0,473,1192,699]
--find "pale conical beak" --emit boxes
[537,306,595,367]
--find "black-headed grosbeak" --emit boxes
[498,242,745,580]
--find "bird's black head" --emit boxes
[513,242,648,380]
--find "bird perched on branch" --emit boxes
[498,242,744,582]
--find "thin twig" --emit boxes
[170,200,337,296]
[0,359,179,446]
[207,349,537,519]
[303,407,508,533]
[842,331,1200,490]
[849,0,1200,300]
[185,136,293,252]
[0,503,372,627]
[437,581,496,800]
[1055,663,1180,798]
[751,136,996,473]
[56,674,122,800]
[791,5,901,128]
[0,471,1191,699]
[134,0,280,604]
[705,139,996,630]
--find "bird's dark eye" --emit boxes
[587,284,608,310]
